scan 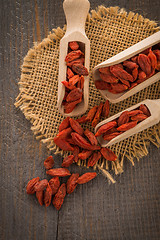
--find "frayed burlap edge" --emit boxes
[15,6,160,183]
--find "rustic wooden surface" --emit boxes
[0,0,160,239]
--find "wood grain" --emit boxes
[0,0,160,239]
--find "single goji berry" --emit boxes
[69,118,84,135]
[100,147,117,161]
[87,152,101,167]
[84,129,98,145]
[118,111,129,126]
[92,102,103,127]
[34,179,48,192]
[77,172,97,184]
[36,190,43,206]
[69,41,79,51]
[72,64,89,76]
[86,106,98,122]
[61,155,74,168]
[139,104,151,117]
[116,121,137,131]
[78,150,93,160]
[49,177,60,195]
[44,183,52,207]
[72,146,80,163]
[26,177,40,194]
[67,173,79,194]
[44,156,54,170]
[65,50,84,63]
[95,121,117,137]
[102,100,110,118]
[46,168,71,177]
[59,117,70,132]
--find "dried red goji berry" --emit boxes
[67,58,85,67]
[49,177,60,195]
[66,88,82,102]
[132,68,138,81]
[67,67,74,79]
[62,81,76,90]
[139,104,151,117]
[76,115,88,124]
[72,64,89,76]
[92,102,103,127]
[95,121,117,137]
[61,155,74,168]
[69,75,81,86]
[87,152,101,167]
[110,83,128,93]
[99,67,110,74]
[64,98,82,114]
[52,183,66,210]
[65,50,84,63]
[100,147,117,161]
[99,72,119,83]
[69,118,84,135]
[127,110,143,117]
[138,54,151,75]
[69,41,79,51]
[131,113,148,122]
[148,49,157,69]
[95,80,112,90]
[84,129,98,145]
[59,117,70,132]
[78,150,93,160]
[44,156,54,170]
[67,173,79,194]
[26,177,40,194]
[123,60,138,69]
[36,191,43,206]
[102,100,110,118]
[118,111,129,126]
[77,172,97,184]
[54,136,74,151]
[116,121,137,131]
[110,66,134,82]
[72,146,80,163]
[44,183,52,207]
[46,168,71,177]
[34,179,48,192]
[103,131,121,141]
[86,106,98,122]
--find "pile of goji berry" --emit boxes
[54,100,117,164]
[95,44,160,93]
[62,41,89,113]
[26,155,97,210]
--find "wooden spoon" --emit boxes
[57,0,90,116]
[92,31,160,103]
[95,99,160,147]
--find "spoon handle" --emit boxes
[63,0,90,36]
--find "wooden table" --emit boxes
[0,0,160,239]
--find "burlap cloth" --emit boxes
[15,6,160,182]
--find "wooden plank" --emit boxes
[0,0,160,239]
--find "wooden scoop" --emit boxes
[95,99,160,147]
[57,0,90,116]
[92,31,160,103]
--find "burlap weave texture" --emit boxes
[15,6,160,177]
